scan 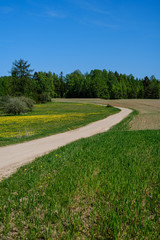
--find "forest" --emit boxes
[0,59,160,102]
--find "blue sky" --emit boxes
[0,0,160,79]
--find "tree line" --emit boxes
[0,59,160,102]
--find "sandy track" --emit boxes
[0,107,132,180]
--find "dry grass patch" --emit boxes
[130,113,160,130]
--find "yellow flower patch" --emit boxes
[0,113,88,138]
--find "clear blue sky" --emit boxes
[0,0,160,79]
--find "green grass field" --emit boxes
[0,102,119,146]
[0,109,159,239]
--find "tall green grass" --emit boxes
[0,125,159,239]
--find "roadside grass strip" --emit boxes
[0,129,159,239]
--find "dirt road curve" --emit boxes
[0,107,132,180]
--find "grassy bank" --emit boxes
[0,123,159,239]
[0,102,119,146]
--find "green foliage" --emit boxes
[33,71,55,103]
[0,59,160,100]
[53,72,66,98]
[10,59,34,96]
[89,69,110,98]
[65,70,160,99]
[66,70,85,97]
[11,59,33,79]
[0,77,11,96]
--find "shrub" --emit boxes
[0,95,10,105]
[4,98,28,115]
[2,96,35,115]
[39,92,51,103]
[19,96,35,111]
[106,104,113,108]
[0,96,10,110]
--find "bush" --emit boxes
[4,98,28,115]
[19,96,35,111]
[39,92,51,103]
[2,96,35,115]
[0,96,10,110]
[106,104,113,108]
[0,95,10,105]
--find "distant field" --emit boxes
[0,102,119,146]
[54,98,160,130]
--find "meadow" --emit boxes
[0,103,159,239]
[0,102,119,147]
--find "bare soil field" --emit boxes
[54,98,160,130]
